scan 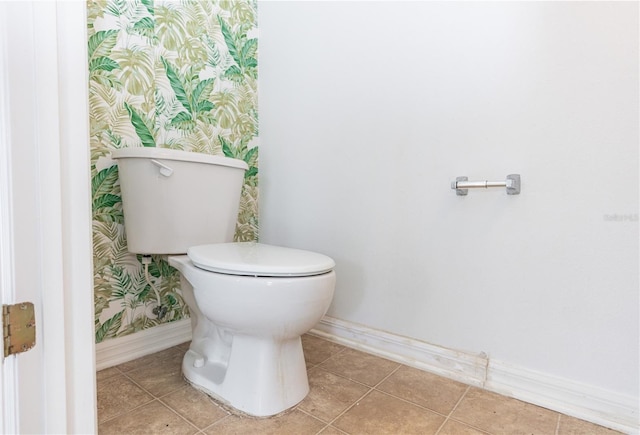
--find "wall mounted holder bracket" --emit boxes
[451,174,521,196]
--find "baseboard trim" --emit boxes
[95,319,192,371]
[310,316,489,387]
[488,359,638,434]
[310,316,638,434]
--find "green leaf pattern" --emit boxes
[88,0,259,343]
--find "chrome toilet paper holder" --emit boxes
[451,174,521,196]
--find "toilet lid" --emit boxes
[187,242,336,277]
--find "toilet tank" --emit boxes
[111,147,248,254]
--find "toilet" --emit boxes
[111,147,336,417]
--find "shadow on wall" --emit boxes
[328,259,366,318]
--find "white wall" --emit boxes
[258,0,638,404]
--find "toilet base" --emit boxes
[182,335,310,417]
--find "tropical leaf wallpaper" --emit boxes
[87,0,259,343]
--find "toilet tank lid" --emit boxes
[111,147,248,170]
[187,242,336,277]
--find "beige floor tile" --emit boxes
[116,345,184,373]
[318,425,349,434]
[97,342,620,435]
[125,348,187,397]
[302,334,347,366]
[377,365,469,415]
[97,373,154,423]
[96,366,121,383]
[175,341,191,352]
[437,419,489,435]
[160,385,229,429]
[333,390,445,435]
[99,400,197,435]
[451,387,559,435]
[205,409,325,435]
[298,367,370,422]
[319,347,400,386]
[557,414,622,434]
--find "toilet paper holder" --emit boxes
[451,174,521,196]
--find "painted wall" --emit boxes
[259,1,638,402]
[88,0,258,342]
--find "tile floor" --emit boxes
[97,334,621,435]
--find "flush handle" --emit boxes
[150,159,173,177]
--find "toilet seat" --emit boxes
[187,242,335,277]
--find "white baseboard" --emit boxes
[310,315,489,387]
[488,359,638,434]
[95,319,192,371]
[310,316,639,434]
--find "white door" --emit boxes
[0,1,97,433]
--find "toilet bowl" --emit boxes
[110,147,336,417]
[169,242,335,416]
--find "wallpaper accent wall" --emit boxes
[87,0,258,343]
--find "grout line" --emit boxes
[104,369,200,430]
[308,345,348,369]
[120,370,163,399]
[442,387,500,435]
[296,407,346,435]
[434,385,471,435]
[440,418,493,435]
[555,413,562,435]
[372,363,402,388]
[433,421,446,435]
[319,365,404,431]
[325,387,375,429]
[95,365,126,383]
[372,388,450,419]
[97,397,159,426]
[311,365,393,390]
[97,372,159,425]
[295,406,334,427]
[368,366,467,422]
[200,414,232,433]
[155,397,202,434]
[313,422,349,435]
[155,391,214,431]
[448,385,471,417]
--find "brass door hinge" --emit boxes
[3,302,36,357]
